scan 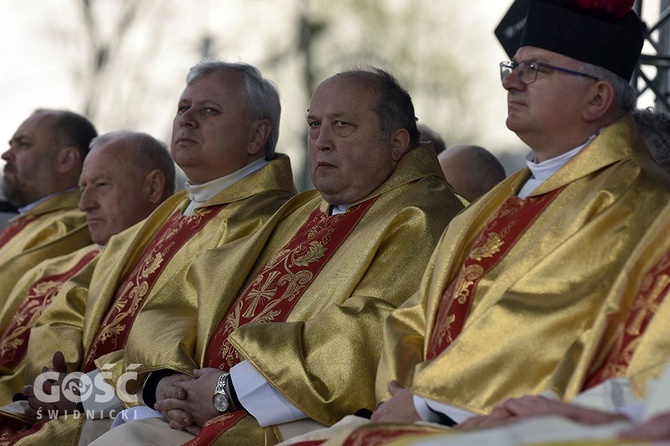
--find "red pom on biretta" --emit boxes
[573,0,635,18]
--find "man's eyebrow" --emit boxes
[306,111,351,121]
[178,98,221,107]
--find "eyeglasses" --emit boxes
[499,60,599,85]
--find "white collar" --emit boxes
[182,158,268,215]
[330,203,351,215]
[518,134,597,199]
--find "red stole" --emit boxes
[0,216,37,250]
[0,417,40,446]
[187,198,377,446]
[585,249,670,389]
[0,248,99,370]
[426,189,563,360]
[205,197,377,370]
[82,206,223,372]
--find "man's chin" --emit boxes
[505,117,526,134]
[2,189,17,205]
[3,187,29,208]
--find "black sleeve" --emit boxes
[142,369,177,409]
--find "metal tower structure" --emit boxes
[635,0,670,111]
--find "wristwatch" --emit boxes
[212,372,230,413]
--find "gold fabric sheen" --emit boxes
[22,155,295,380]
[0,190,91,313]
[10,156,296,445]
[0,245,100,404]
[217,144,463,426]
[107,143,464,446]
[377,116,670,416]
[282,206,670,445]
[592,203,670,398]
[216,144,463,443]
[539,203,670,401]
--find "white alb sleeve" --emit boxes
[230,360,307,427]
[413,394,475,424]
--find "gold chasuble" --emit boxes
[0,246,99,404]
[426,190,563,360]
[586,239,670,388]
[188,199,378,445]
[315,206,670,446]
[0,156,295,446]
[0,218,37,248]
[0,189,91,312]
[538,202,670,402]
[205,197,378,371]
[376,116,670,418]
[82,205,224,373]
[123,142,464,446]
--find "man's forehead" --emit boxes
[12,113,54,139]
[514,46,578,66]
[311,75,376,108]
[82,143,132,176]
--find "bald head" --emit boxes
[439,144,506,202]
[78,131,175,245]
[3,109,97,207]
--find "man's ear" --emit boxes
[248,120,272,157]
[143,170,168,204]
[55,146,81,174]
[582,80,615,122]
[389,128,411,162]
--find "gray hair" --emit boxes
[632,107,670,173]
[186,60,281,158]
[579,63,638,111]
[338,67,421,149]
[90,131,176,195]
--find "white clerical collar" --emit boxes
[182,158,268,216]
[517,134,596,199]
[330,204,351,215]
[17,187,78,215]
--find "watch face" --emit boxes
[213,393,229,412]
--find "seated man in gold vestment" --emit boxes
[88,67,465,445]
[0,60,296,444]
[368,0,670,427]
[0,109,97,308]
[274,2,670,445]
[312,201,670,446]
[0,130,175,404]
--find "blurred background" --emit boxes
[0,0,665,190]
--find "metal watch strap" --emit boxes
[212,372,230,413]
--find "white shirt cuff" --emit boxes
[413,394,474,424]
[230,360,306,427]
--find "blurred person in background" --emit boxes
[0,109,96,311]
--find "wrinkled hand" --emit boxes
[619,412,670,441]
[154,373,194,431]
[457,396,628,431]
[155,368,223,434]
[23,351,79,421]
[455,403,519,430]
[370,381,421,423]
